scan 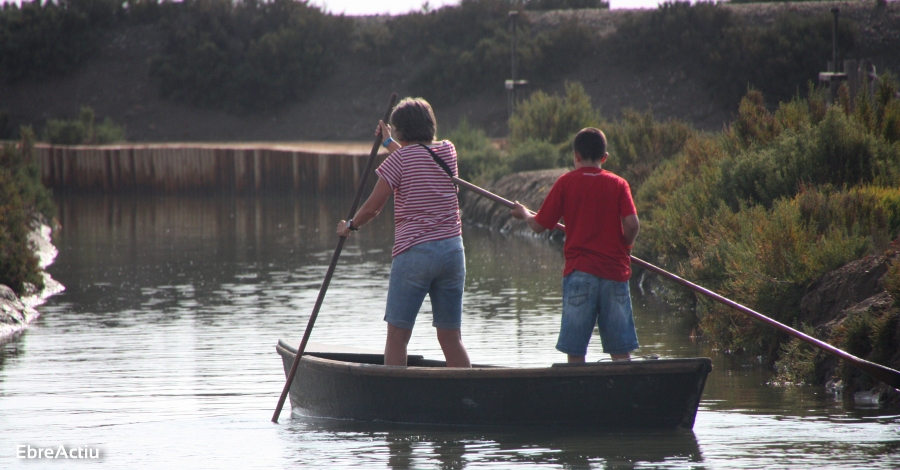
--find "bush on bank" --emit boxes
[43,106,126,144]
[0,128,56,297]
[635,76,900,373]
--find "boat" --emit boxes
[276,340,712,429]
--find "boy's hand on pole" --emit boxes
[511,201,529,220]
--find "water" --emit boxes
[1,194,898,469]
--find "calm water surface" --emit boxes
[1,194,898,469]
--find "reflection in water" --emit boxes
[289,418,702,469]
[0,194,897,468]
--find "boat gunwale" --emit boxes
[277,341,712,380]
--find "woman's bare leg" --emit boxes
[385,324,413,366]
[436,328,471,368]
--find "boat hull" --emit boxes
[277,340,711,429]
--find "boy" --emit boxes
[511,127,640,363]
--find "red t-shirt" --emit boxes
[534,167,636,282]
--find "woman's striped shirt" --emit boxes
[375,141,462,257]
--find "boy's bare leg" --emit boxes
[436,328,472,368]
[568,355,585,363]
[385,324,413,366]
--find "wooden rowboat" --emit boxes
[276,340,712,429]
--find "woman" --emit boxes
[336,98,471,368]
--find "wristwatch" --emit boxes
[347,219,359,231]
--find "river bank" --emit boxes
[0,223,63,340]
[462,169,900,408]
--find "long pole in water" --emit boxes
[452,176,900,390]
[272,93,398,423]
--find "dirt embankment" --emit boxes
[3,3,899,142]
[459,169,566,237]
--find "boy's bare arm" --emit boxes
[511,201,547,234]
[622,214,640,246]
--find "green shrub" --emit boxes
[0,167,42,296]
[43,106,126,145]
[602,109,695,188]
[774,331,821,386]
[833,307,899,390]
[633,135,726,260]
[634,83,900,365]
[885,252,900,307]
[508,139,559,172]
[721,107,900,209]
[0,127,57,296]
[3,127,56,221]
[687,193,869,357]
[446,119,506,183]
[149,0,351,113]
[509,81,600,146]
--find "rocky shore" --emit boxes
[0,224,63,340]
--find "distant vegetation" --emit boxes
[520,0,607,10]
[451,81,692,186]
[43,106,126,144]
[0,0,865,115]
[606,1,855,106]
[148,0,352,113]
[0,0,119,83]
[355,0,597,103]
[0,127,56,296]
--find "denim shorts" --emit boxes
[384,236,465,330]
[556,271,639,356]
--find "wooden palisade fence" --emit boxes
[37,143,385,194]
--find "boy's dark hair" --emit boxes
[390,98,437,142]
[573,128,607,161]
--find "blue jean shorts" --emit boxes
[384,236,465,330]
[556,271,639,356]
